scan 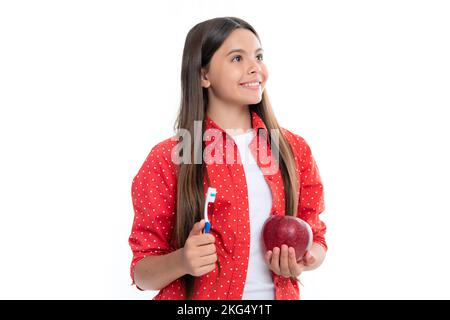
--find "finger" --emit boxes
[270,247,281,275]
[305,251,312,260]
[302,251,316,266]
[307,255,316,266]
[288,247,302,277]
[193,234,216,246]
[199,243,217,257]
[189,219,205,237]
[198,253,218,268]
[197,262,216,275]
[279,245,291,277]
[264,250,272,266]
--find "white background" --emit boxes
[1,0,449,299]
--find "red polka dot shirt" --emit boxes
[128,110,327,300]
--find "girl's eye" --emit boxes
[232,55,242,62]
[232,54,264,62]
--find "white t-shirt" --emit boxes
[231,130,275,300]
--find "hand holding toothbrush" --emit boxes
[181,219,217,277]
[180,187,218,277]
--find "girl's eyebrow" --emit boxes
[226,48,264,56]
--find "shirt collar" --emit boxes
[205,109,268,139]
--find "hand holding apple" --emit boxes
[262,215,314,278]
[262,215,313,261]
[264,245,316,278]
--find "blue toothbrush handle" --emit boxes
[204,221,211,233]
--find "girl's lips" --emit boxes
[239,82,261,91]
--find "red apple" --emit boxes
[262,215,313,262]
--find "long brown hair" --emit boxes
[172,17,299,299]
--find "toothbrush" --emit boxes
[203,187,217,233]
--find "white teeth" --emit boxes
[241,82,260,87]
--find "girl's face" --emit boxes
[201,28,268,109]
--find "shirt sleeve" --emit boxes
[295,136,328,252]
[128,141,177,290]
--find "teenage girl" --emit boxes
[128,16,327,300]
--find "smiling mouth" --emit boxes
[239,81,262,89]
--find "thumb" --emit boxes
[189,219,205,237]
[303,251,316,266]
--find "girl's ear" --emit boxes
[200,68,210,88]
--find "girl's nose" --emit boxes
[247,61,262,73]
